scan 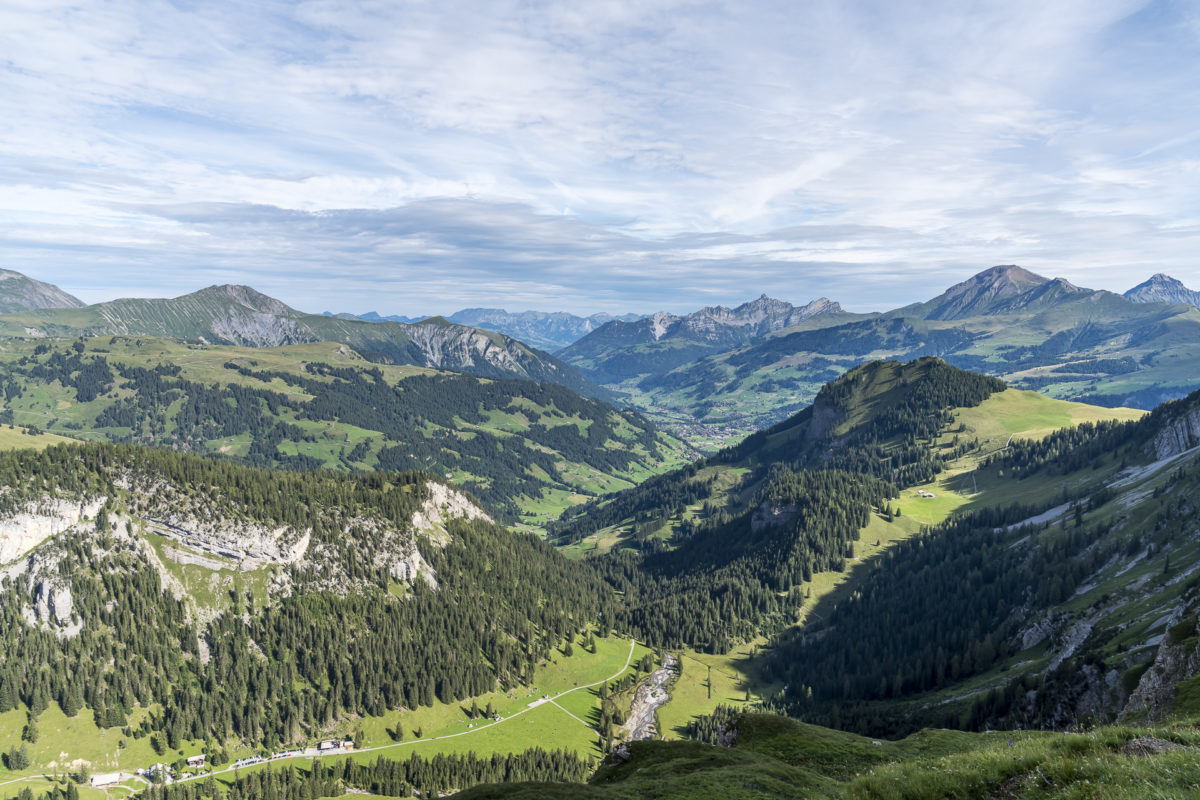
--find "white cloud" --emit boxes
[1,0,1199,314]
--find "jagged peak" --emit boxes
[1124,272,1200,307]
[797,297,842,315]
[1130,273,1187,291]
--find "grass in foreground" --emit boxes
[450,713,1200,799]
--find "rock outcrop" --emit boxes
[1123,599,1200,722]
[34,578,73,624]
[143,517,310,571]
[0,497,106,564]
[1152,406,1200,460]
[411,481,492,543]
[1124,273,1200,308]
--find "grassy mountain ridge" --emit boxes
[0,337,690,524]
[0,284,607,399]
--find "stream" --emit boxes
[622,653,678,740]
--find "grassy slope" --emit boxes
[449,713,1200,799]
[0,337,690,527]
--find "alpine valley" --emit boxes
[5,268,1200,800]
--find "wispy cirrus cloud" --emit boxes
[1,0,1198,314]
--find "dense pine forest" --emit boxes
[0,444,616,751]
[760,499,1130,734]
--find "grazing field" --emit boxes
[657,644,761,739]
[0,424,71,450]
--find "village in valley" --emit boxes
[88,739,355,789]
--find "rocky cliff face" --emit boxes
[143,516,310,570]
[1123,606,1200,721]
[411,481,493,542]
[1152,405,1200,460]
[0,497,106,564]
[666,295,843,344]
[209,309,309,347]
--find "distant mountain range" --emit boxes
[324,307,645,350]
[558,295,850,384]
[551,266,1200,447]
[1124,272,1200,307]
[0,280,605,398]
[6,266,1200,447]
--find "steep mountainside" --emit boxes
[1125,273,1200,308]
[518,354,1200,779]
[0,269,85,314]
[0,284,605,398]
[0,338,688,523]
[549,359,1086,651]
[890,264,1051,320]
[559,295,850,385]
[553,358,1012,549]
[759,384,1200,737]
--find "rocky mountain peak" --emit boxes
[950,265,1048,297]
[1125,273,1200,308]
[912,265,1051,320]
[0,268,86,314]
[796,297,842,317]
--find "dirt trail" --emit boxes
[622,654,678,740]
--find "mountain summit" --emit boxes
[189,284,301,316]
[1124,273,1200,308]
[0,269,85,314]
[900,265,1050,320]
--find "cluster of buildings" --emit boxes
[90,740,356,788]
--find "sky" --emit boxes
[2,0,1199,315]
